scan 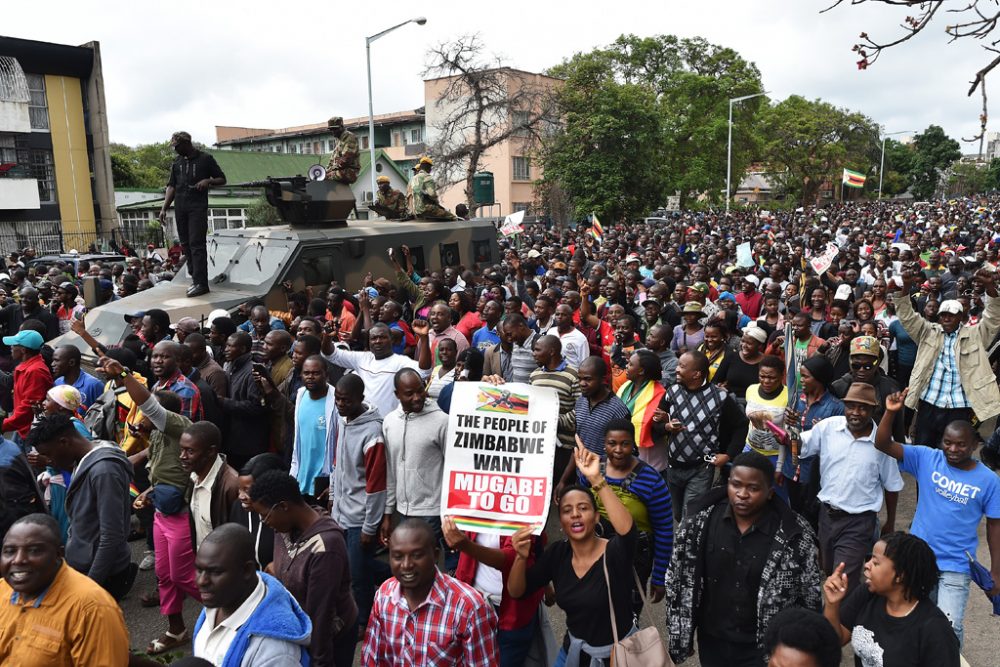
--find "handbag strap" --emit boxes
[602,552,621,647]
[602,548,660,642]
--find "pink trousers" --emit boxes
[153,511,201,615]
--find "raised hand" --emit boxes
[574,436,601,484]
[69,317,86,336]
[441,516,469,550]
[510,526,533,559]
[99,356,125,378]
[885,388,908,413]
[823,562,849,605]
[411,319,430,337]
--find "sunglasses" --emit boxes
[850,361,875,371]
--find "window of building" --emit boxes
[512,110,531,137]
[360,135,369,150]
[513,202,531,213]
[392,130,405,147]
[512,156,531,181]
[208,207,247,233]
[0,135,29,176]
[410,127,423,143]
[314,142,321,154]
[26,74,49,131]
[30,149,56,203]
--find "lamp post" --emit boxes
[366,17,427,204]
[878,129,914,200]
[726,91,769,215]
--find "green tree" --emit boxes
[987,157,1000,191]
[910,125,962,200]
[541,34,764,218]
[879,138,915,197]
[945,161,990,198]
[758,96,879,204]
[246,197,280,227]
[108,141,178,189]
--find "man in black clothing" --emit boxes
[0,286,60,343]
[158,132,226,298]
[219,332,267,470]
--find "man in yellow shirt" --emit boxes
[0,513,130,666]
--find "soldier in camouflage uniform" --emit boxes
[407,157,456,220]
[369,175,407,220]
[325,116,360,184]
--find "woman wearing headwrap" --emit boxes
[780,355,844,525]
[721,324,768,402]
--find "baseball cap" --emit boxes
[849,335,880,358]
[938,300,964,315]
[47,385,83,412]
[208,308,230,325]
[834,284,853,301]
[171,317,201,334]
[527,249,541,259]
[2,330,43,350]
[123,310,146,323]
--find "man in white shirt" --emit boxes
[800,382,904,588]
[553,303,590,369]
[321,321,432,420]
[193,524,311,666]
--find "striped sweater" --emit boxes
[530,362,580,449]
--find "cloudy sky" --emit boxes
[4,0,993,151]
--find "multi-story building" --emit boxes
[0,36,116,254]
[215,66,560,219]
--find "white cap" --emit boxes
[834,284,853,301]
[744,275,759,286]
[207,308,230,325]
[938,300,964,315]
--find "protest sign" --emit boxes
[499,210,526,237]
[440,382,558,535]
[736,242,755,268]
[808,242,839,275]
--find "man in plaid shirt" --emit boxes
[362,519,498,666]
[150,341,203,421]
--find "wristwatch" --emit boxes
[119,367,130,379]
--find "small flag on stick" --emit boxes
[842,168,867,188]
[590,214,603,244]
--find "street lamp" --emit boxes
[878,129,915,200]
[726,91,769,215]
[366,17,427,204]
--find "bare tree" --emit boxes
[423,35,557,211]
[824,0,999,155]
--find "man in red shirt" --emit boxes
[736,275,764,319]
[1,330,52,439]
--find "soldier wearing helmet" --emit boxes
[369,175,407,220]
[325,116,360,184]
[407,157,456,221]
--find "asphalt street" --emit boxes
[121,471,995,666]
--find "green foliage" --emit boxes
[945,161,990,198]
[109,142,174,189]
[246,197,281,227]
[880,138,915,196]
[758,95,879,204]
[910,125,961,200]
[541,34,764,220]
[987,158,1000,191]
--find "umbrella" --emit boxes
[966,550,1000,616]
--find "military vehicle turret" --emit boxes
[51,170,499,367]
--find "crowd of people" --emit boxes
[0,197,999,667]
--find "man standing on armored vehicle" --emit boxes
[325,116,360,184]
[369,175,406,220]
[158,132,227,299]
[408,157,456,220]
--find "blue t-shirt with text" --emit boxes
[900,444,1000,573]
[295,394,329,496]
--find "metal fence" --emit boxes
[0,221,165,257]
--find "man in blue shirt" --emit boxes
[471,300,502,352]
[876,388,1000,646]
[52,345,104,409]
[289,356,337,502]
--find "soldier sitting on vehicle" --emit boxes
[369,176,407,220]
[325,116,360,185]
[407,157,456,221]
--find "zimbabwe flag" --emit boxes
[842,168,866,188]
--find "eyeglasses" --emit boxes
[851,362,875,371]
[262,502,281,525]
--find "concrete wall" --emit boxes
[45,73,96,247]
[0,178,41,209]
[81,41,117,236]
[0,100,30,133]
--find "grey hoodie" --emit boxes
[383,400,449,516]
[65,442,132,585]
[331,404,386,536]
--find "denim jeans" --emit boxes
[497,610,538,667]
[930,570,971,646]
[344,526,390,629]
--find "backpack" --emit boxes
[83,386,120,441]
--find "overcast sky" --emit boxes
[4,0,993,151]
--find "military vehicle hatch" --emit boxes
[52,218,499,367]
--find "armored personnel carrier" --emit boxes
[51,174,499,365]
